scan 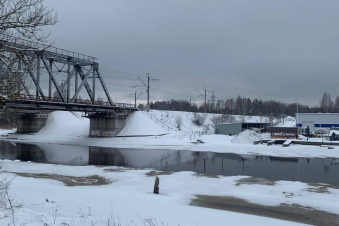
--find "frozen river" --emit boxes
[1,140,339,184]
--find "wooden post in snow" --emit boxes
[153,177,159,194]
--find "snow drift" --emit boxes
[37,111,89,136]
[232,130,269,144]
[117,111,169,137]
[37,111,170,137]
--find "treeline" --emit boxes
[138,93,339,117]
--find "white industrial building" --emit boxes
[296,113,339,133]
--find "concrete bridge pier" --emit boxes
[88,112,128,137]
[16,113,48,133]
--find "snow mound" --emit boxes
[37,111,89,136]
[149,109,271,134]
[232,130,268,144]
[117,111,170,137]
[275,116,296,127]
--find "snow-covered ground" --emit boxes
[2,110,339,158]
[232,130,270,144]
[37,111,89,136]
[148,109,272,134]
[2,160,339,225]
[1,111,338,225]
[0,128,16,136]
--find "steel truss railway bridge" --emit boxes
[0,35,137,137]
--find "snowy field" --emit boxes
[1,110,338,158]
[1,110,339,225]
[2,160,339,225]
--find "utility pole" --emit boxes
[297,104,299,136]
[130,91,143,109]
[209,91,216,109]
[36,57,40,101]
[190,98,192,112]
[17,58,22,96]
[204,87,207,112]
[137,73,158,111]
[147,73,150,109]
[197,87,207,113]
[49,59,53,99]
[242,96,245,115]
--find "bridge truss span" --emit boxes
[0,34,136,113]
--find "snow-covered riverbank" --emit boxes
[2,160,338,226]
[1,111,339,225]
[1,110,339,158]
[5,132,339,158]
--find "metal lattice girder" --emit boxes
[60,67,75,91]
[96,66,114,106]
[0,34,96,66]
[40,54,66,102]
[36,56,40,101]
[21,80,31,96]
[71,65,93,103]
[17,53,47,101]
[0,59,17,78]
[0,55,31,96]
[75,65,94,102]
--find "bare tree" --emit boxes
[0,162,22,224]
[0,0,58,98]
[0,0,58,40]
[175,115,182,130]
[192,113,206,126]
[210,114,222,124]
[0,0,57,124]
[320,92,334,113]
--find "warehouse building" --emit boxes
[214,122,270,136]
[296,113,339,133]
[268,127,298,138]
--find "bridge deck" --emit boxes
[5,95,137,113]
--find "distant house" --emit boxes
[214,122,270,136]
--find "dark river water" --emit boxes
[1,140,339,184]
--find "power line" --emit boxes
[105,82,137,88]
[158,79,200,90]
[101,76,137,81]
[151,89,193,98]
[154,83,198,94]
[100,68,142,78]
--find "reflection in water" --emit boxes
[89,147,124,166]
[0,140,339,184]
[16,143,46,162]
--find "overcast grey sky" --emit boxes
[43,0,339,106]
